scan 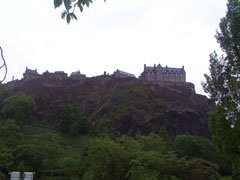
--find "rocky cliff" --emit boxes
[8,76,214,139]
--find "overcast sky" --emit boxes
[0,0,227,95]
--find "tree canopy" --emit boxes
[2,93,35,124]
[0,119,23,148]
[202,0,240,172]
[57,104,90,136]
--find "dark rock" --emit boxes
[7,76,213,139]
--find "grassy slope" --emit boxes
[22,121,89,159]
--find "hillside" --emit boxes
[7,76,213,139]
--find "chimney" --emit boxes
[182,66,184,70]
[154,64,156,68]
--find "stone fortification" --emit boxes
[43,70,68,79]
[13,64,195,93]
[23,68,40,81]
[70,70,86,80]
[140,64,186,83]
[139,64,195,93]
[23,68,86,81]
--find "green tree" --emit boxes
[0,119,23,148]
[91,115,116,137]
[82,133,222,180]
[158,125,171,150]
[57,104,79,134]
[54,0,106,23]
[121,133,177,180]
[83,134,176,180]
[14,143,44,173]
[173,134,204,159]
[202,0,240,172]
[83,137,132,180]
[0,145,14,173]
[0,85,12,108]
[0,85,12,120]
[128,133,177,180]
[184,159,220,180]
[57,104,90,136]
[174,134,232,176]
[17,161,27,178]
[39,132,63,171]
[2,93,35,124]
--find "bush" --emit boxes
[185,159,220,180]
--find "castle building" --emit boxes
[139,64,186,83]
[23,68,40,81]
[43,71,68,79]
[113,69,135,78]
[53,71,68,79]
[70,70,86,80]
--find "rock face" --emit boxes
[8,76,213,139]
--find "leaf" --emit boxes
[78,3,83,12]
[54,0,63,8]
[66,14,71,24]
[86,0,90,7]
[70,13,77,20]
[63,0,72,11]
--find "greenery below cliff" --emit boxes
[0,119,232,180]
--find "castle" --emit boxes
[23,68,86,81]
[13,64,194,93]
[140,64,186,83]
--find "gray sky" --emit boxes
[0,0,227,95]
